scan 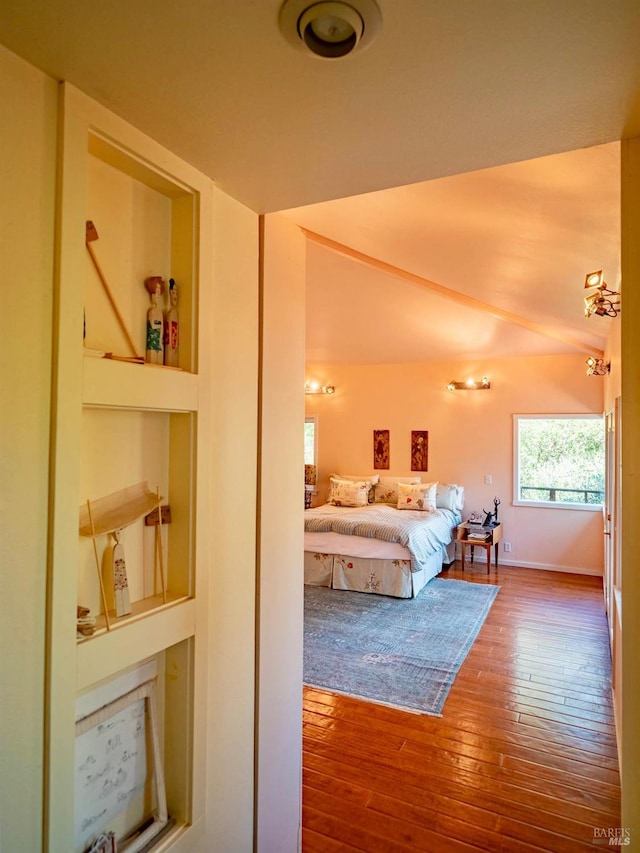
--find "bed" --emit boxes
[304,476,463,598]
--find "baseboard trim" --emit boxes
[497,558,603,577]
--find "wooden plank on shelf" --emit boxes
[79,482,162,537]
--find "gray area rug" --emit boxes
[304,579,500,715]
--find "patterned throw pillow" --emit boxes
[327,477,369,507]
[373,477,421,504]
[372,483,399,504]
[330,474,379,503]
[397,482,438,512]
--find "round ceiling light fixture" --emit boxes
[279,0,382,59]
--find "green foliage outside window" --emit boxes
[517,416,605,505]
[304,420,316,466]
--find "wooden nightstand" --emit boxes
[457,522,503,573]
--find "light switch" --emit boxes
[484,474,492,484]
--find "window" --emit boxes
[304,415,318,468]
[513,415,605,510]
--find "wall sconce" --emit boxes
[585,356,610,376]
[584,270,621,318]
[305,381,335,395]
[446,377,491,391]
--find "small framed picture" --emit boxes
[75,679,168,853]
[373,429,390,469]
[411,430,428,472]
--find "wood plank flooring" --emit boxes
[302,564,620,852]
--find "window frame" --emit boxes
[512,413,605,512]
[304,414,318,473]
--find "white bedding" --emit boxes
[304,530,410,560]
[304,498,462,599]
[303,502,461,572]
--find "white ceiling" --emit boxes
[0,1,634,363]
[1,1,639,212]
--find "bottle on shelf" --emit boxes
[145,276,165,364]
[164,278,179,367]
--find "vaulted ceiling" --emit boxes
[286,143,621,364]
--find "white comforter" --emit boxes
[304,503,461,573]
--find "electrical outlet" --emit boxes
[504,542,512,552]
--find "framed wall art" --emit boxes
[75,678,167,853]
[373,429,390,469]
[411,430,429,472]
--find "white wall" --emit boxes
[202,187,260,852]
[0,45,57,852]
[620,136,640,835]
[257,214,305,853]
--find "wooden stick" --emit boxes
[156,486,167,603]
[85,221,143,360]
[87,499,111,631]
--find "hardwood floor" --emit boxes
[302,563,620,851]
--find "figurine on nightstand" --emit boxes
[163,278,179,367]
[144,276,165,364]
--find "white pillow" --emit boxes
[436,483,465,511]
[378,476,421,484]
[397,482,438,512]
[327,477,369,507]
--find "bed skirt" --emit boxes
[304,544,453,599]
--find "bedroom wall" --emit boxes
[203,186,259,852]
[620,135,640,833]
[305,353,605,574]
[0,44,57,852]
[0,44,304,853]
[604,314,621,410]
[257,213,305,853]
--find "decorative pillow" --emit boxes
[330,474,379,503]
[436,483,465,511]
[397,482,438,512]
[327,477,369,507]
[330,473,380,485]
[373,476,421,504]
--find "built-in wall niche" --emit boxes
[85,132,197,373]
[79,407,196,635]
[74,640,194,852]
[49,84,209,851]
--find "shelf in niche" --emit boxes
[79,591,190,638]
[76,594,195,690]
[82,354,199,411]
